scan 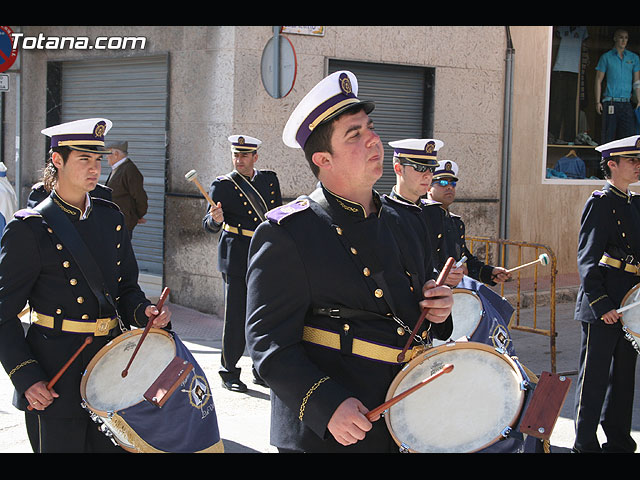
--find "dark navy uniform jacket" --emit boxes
[245,185,452,453]
[440,208,497,285]
[388,188,447,270]
[26,182,112,208]
[575,183,640,323]
[203,170,282,277]
[0,191,151,417]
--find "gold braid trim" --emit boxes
[589,294,608,307]
[299,376,330,421]
[9,359,37,379]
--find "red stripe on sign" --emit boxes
[0,50,9,62]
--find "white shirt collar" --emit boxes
[111,156,128,170]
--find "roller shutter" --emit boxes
[60,55,168,276]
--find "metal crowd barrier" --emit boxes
[467,236,558,373]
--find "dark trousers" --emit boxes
[573,321,637,452]
[219,273,247,381]
[549,71,579,142]
[601,101,636,144]
[25,412,124,453]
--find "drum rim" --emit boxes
[384,341,526,453]
[80,328,175,417]
[621,283,640,336]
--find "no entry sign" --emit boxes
[0,26,18,73]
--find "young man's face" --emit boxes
[428,177,457,208]
[396,161,434,201]
[610,156,640,185]
[232,151,258,176]
[324,109,384,188]
[54,150,103,194]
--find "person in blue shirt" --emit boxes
[595,29,640,143]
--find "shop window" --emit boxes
[544,26,640,183]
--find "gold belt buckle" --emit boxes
[95,317,112,336]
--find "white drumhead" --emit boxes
[82,330,175,413]
[385,342,525,453]
[621,283,640,338]
[432,289,483,346]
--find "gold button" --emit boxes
[239,193,244,197]
[243,201,247,205]
[335,227,343,235]
[350,247,358,255]
[55,308,62,315]
[116,243,121,249]
[374,289,383,298]
[363,267,370,277]
[77,297,84,304]
[248,210,252,214]
[622,232,626,237]
[397,327,405,336]
[118,277,122,282]
[56,244,63,250]
[69,278,77,286]
[116,225,122,231]
[253,217,258,222]
[422,331,428,339]
[62,261,70,268]
[410,286,414,292]
[47,228,53,233]
[343,324,350,332]
[117,260,121,266]
[82,314,89,320]
[437,233,442,238]
[270,200,275,204]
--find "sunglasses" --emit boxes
[400,161,436,173]
[433,179,457,187]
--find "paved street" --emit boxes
[1,300,639,453]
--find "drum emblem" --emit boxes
[186,374,211,409]
[489,322,511,351]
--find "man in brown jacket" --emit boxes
[105,141,148,237]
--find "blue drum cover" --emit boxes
[117,332,222,452]
[457,276,516,356]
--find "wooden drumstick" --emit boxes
[365,363,454,421]
[506,253,550,273]
[27,336,93,411]
[121,287,170,378]
[397,257,455,363]
[185,170,217,209]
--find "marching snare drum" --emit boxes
[620,283,640,353]
[384,341,527,453]
[432,288,484,347]
[80,328,223,453]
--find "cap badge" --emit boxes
[339,73,353,96]
[425,141,436,154]
[93,121,107,139]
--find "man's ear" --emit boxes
[51,151,64,170]
[311,151,332,172]
[393,162,403,175]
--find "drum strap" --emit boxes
[35,197,120,324]
[226,171,268,222]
